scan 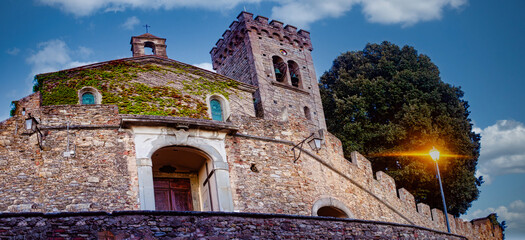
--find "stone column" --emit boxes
[213,161,234,211]
[137,157,155,210]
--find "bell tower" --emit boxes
[131,33,167,58]
[211,12,326,130]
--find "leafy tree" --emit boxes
[319,41,482,216]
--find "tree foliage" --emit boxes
[319,42,481,216]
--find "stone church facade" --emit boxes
[0,12,501,239]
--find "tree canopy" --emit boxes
[319,42,482,216]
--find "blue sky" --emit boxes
[1,0,524,238]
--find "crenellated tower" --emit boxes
[211,12,326,130]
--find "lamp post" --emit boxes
[429,147,451,233]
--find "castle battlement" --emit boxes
[211,11,313,71]
[210,11,327,130]
[308,131,502,238]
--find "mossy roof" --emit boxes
[35,55,257,93]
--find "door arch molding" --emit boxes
[132,126,234,212]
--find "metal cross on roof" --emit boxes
[143,24,151,33]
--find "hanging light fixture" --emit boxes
[307,137,322,152]
[25,114,38,132]
[24,114,45,150]
[292,132,324,162]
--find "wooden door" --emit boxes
[154,178,193,211]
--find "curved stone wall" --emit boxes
[0,211,465,239]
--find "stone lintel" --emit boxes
[120,115,239,134]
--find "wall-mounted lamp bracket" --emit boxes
[291,132,323,163]
[24,114,45,150]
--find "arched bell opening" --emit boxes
[151,146,216,211]
[272,56,287,83]
[144,41,156,55]
[287,60,301,88]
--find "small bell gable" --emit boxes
[131,33,167,58]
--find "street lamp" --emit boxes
[430,147,451,233]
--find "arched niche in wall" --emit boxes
[304,106,311,120]
[312,197,354,218]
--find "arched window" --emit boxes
[78,86,102,105]
[272,56,287,83]
[288,60,301,87]
[207,94,230,122]
[210,99,223,121]
[82,92,95,105]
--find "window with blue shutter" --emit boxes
[82,92,95,105]
[210,99,223,121]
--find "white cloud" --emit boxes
[122,16,140,30]
[26,39,95,87]
[78,46,94,57]
[360,0,467,26]
[6,47,20,56]
[475,120,525,184]
[271,0,358,29]
[36,0,263,17]
[36,0,468,27]
[193,62,215,72]
[465,200,525,235]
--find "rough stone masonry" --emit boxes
[0,11,502,239]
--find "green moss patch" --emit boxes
[35,61,238,119]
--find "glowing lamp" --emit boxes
[430,146,450,233]
[429,147,440,161]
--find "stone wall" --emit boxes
[0,36,501,240]
[0,211,467,239]
[0,87,502,240]
[0,102,139,213]
[227,115,503,240]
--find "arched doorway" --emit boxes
[131,126,234,212]
[151,146,214,211]
[317,206,348,218]
[312,197,354,219]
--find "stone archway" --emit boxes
[312,197,354,218]
[131,126,234,212]
[152,146,214,211]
